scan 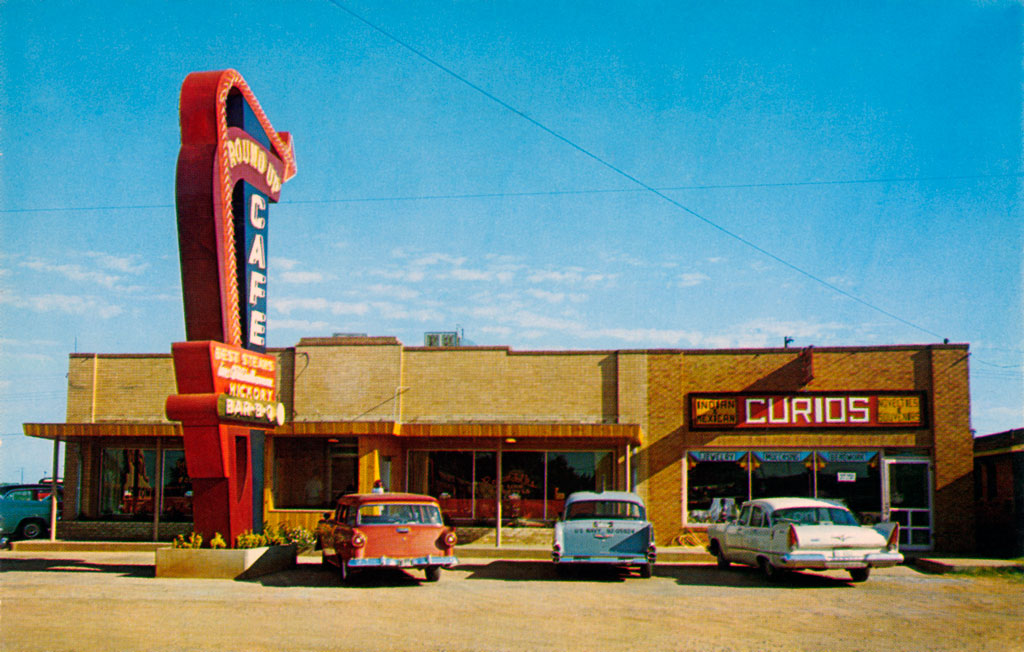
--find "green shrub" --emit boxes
[209,532,227,549]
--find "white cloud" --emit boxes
[85,252,148,275]
[528,289,566,303]
[367,284,420,300]
[447,268,493,281]
[268,317,330,332]
[0,292,124,318]
[330,301,371,316]
[586,327,704,347]
[280,270,326,284]
[371,302,444,322]
[273,257,301,271]
[408,252,466,267]
[21,259,122,289]
[677,272,710,287]
[274,297,331,314]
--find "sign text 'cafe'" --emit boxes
[690,392,925,429]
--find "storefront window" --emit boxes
[686,452,748,523]
[546,451,613,517]
[751,451,813,500]
[686,449,886,525]
[161,450,192,521]
[474,452,498,520]
[815,451,881,522]
[100,448,192,519]
[408,451,474,519]
[273,438,357,509]
[408,449,615,523]
[501,452,544,520]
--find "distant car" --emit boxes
[0,484,62,540]
[706,497,902,583]
[317,492,458,583]
[552,491,656,578]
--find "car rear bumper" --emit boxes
[553,553,654,565]
[348,555,458,569]
[779,551,904,569]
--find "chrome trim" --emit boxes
[347,555,458,568]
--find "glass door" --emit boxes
[883,458,933,551]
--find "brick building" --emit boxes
[24,336,975,553]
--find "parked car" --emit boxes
[317,492,458,583]
[706,497,902,583]
[0,484,62,540]
[552,491,656,578]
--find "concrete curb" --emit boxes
[914,557,1024,574]
[8,540,715,563]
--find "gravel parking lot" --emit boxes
[1,551,1021,652]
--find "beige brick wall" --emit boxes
[400,348,615,424]
[292,342,403,421]
[929,347,974,552]
[644,353,685,544]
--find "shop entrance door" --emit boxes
[883,458,933,551]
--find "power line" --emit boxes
[2,172,1018,214]
[323,0,948,341]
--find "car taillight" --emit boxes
[787,525,799,550]
[887,523,900,551]
[350,531,366,548]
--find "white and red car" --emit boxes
[706,497,902,582]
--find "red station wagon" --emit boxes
[318,492,458,583]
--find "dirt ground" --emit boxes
[1,551,1021,652]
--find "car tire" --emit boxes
[425,565,442,582]
[715,546,731,569]
[18,520,45,540]
[848,568,871,583]
[759,557,783,582]
[639,563,652,578]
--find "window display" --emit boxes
[686,449,887,525]
[100,448,191,519]
[408,449,613,523]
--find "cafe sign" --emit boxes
[690,392,925,430]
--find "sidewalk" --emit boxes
[7,539,714,562]
[7,540,1023,577]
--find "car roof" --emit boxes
[0,484,62,492]
[337,492,440,505]
[564,491,645,506]
[746,497,850,511]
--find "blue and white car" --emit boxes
[552,491,656,578]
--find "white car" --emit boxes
[706,497,902,582]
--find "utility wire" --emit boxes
[324,0,947,341]
[2,172,1018,213]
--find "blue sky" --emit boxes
[1,0,1020,482]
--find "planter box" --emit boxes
[155,544,297,580]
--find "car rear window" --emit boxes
[564,500,644,521]
[357,503,443,525]
[772,506,859,527]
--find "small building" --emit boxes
[974,428,1024,557]
[25,336,976,553]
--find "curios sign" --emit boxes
[689,392,925,430]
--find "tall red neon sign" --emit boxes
[166,70,296,544]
